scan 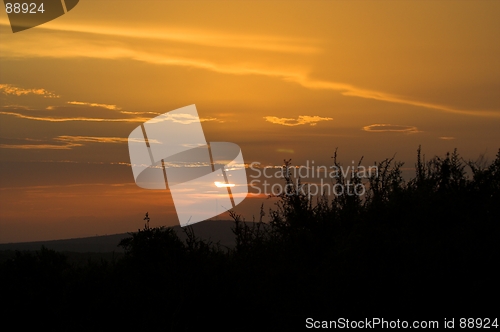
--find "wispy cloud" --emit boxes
[0,110,147,123]
[1,104,220,123]
[26,160,132,166]
[363,124,420,133]
[0,137,82,150]
[264,115,333,126]
[439,136,456,140]
[0,110,219,123]
[0,135,134,150]
[67,101,121,110]
[281,78,500,118]
[0,144,78,150]
[0,84,59,98]
[2,22,498,118]
[119,110,161,115]
[148,112,218,125]
[276,148,294,153]
[11,21,321,54]
[54,136,129,144]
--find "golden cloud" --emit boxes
[363,124,420,133]
[0,84,59,98]
[264,115,333,126]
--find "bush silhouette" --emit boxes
[1,147,499,330]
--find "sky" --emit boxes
[1,1,499,243]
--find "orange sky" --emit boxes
[1,1,499,242]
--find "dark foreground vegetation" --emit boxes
[1,148,499,331]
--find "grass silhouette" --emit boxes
[1,147,499,330]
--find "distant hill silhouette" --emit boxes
[0,233,128,253]
[0,220,239,253]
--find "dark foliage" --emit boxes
[1,148,499,331]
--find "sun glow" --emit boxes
[214,181,235,188]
